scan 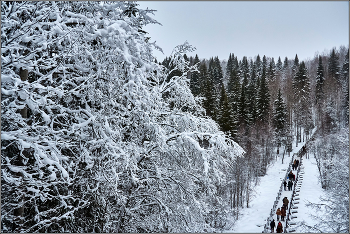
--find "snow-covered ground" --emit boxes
[293,154,327,233]
[227,131,325,233]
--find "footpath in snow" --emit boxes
[227,130,323,233]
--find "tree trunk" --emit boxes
[20,68,28,118]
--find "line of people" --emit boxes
[269,219,283,233]
[271,196,289,233]
[270,159,298,233]
[270,148,305,233]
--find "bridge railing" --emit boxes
[284,148,304,233]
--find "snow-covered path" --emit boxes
[227,142,307,233]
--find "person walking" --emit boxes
[283,197,289,210]
[293,159,297,170]
[283,180,287,191]
[296,159,299,168]
[281,206,286,221]
[270,219,276,233]
[276,221,283,233]
[290,171,295,181]
[276,208,281,221]
[288,180,293,191]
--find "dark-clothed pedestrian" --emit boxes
[283,180,287,191]
[281,206,286,221]
[289,171,295,181]
[293,159,297,170]
[296,159,299,168]
[283,197,289,210]
[270,219,276,233]
[276,208,281,221]
[276,222,283,233]
[288,180,293,191]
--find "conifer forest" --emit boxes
[1,1,349,233]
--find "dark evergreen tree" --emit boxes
[241,56,250,78]
[255,54,262,77]
[226,53,235,78]
[328,48,340,83]
[257,66,270,122]
[227,69,241,115]
[189,54,201,96]
[273,89,288,151]
[218,85,236,138]
[276,56,283,71]
[262,55,268,70]
[267,58,276,81]
[315,56,325,105]
[233,56,239,71]
[238,73,249,127]
[292,54,299,74]
[246,68,258,125]
[293,61,313,140]
[198,60,209,95]
[213,56,224,85]
[201,62,216,118]
[283,57,289,70]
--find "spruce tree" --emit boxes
[218,85,236,138]
[255,54,262,77]
[315,56,325,105]
[293,61,313,139]
[292,54,299,75]
[262,55,268,70]
[227,68,241,115]
[233,56,239,72]
[267,58,276,81]
[238,73,249,127]
[273,89,288,150]
[189,54,201,96]
[276,56,283,71]
[328,48,340,78]
[257,66,270,122]
[226,53,234,77]
[283,57,289,70]
[201,62,216,118]
[246,69,258,125]
[213,56,224,85]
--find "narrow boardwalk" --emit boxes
[227,139,310,232]
[263,151,304,233]
[263,130,317,233]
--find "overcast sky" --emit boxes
[137,1,349,62]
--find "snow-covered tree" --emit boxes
[273,89,288,152]
[308,127,349,233]
[293,61,313,142]
[2,2,245,232]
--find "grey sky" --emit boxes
[138,1,349,62]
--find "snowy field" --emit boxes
[227,131,326,233]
